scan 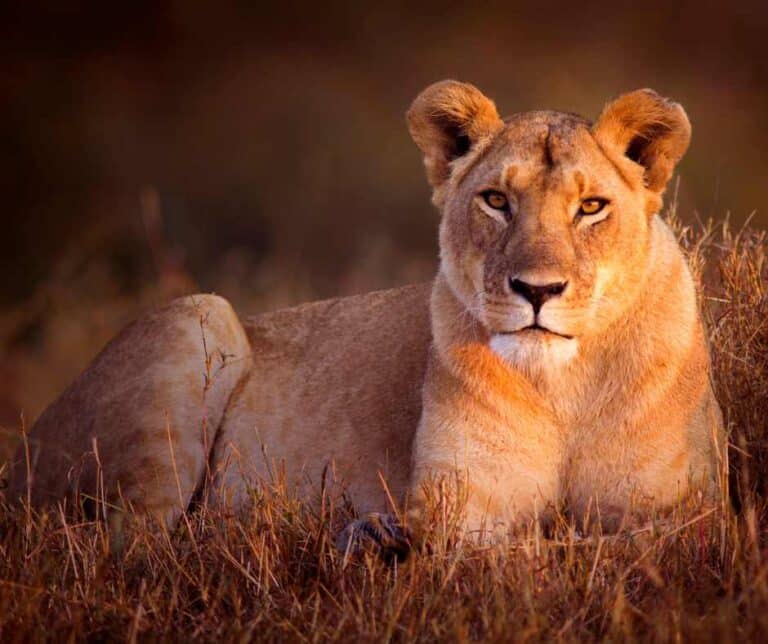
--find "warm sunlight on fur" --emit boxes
[8,81,724,555]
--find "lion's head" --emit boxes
[408,81,691,366]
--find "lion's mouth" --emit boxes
[498,323,574,340]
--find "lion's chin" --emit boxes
[489,332,579,367]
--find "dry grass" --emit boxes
[1,216,767,642]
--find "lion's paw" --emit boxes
[336,512,412,563]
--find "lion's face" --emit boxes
[408,82,691,366]
[441,112,652,364]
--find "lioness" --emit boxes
[9,81,724,551]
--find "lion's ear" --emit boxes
[407,80,503,188]
[593,89,691,193]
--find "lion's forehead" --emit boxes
[500,110,591,140]
[474,112,619,187]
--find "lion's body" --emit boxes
[9,81,724,540]
[210,284,431,513]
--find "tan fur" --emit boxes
[9,82,724,539]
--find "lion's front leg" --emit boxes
[334,350,563,560]
[406,433,560,545]
[337,406,562,560]
[404,374,563,546]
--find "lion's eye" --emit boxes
[578,198,608,216]
[483,191,509,211]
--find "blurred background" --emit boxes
[1,1,767,435]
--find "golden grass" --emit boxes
[1,217,767,642]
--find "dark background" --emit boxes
[1,1,766,428]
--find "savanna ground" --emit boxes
[0,208,767,642]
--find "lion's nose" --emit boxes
[509,278,567,314]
